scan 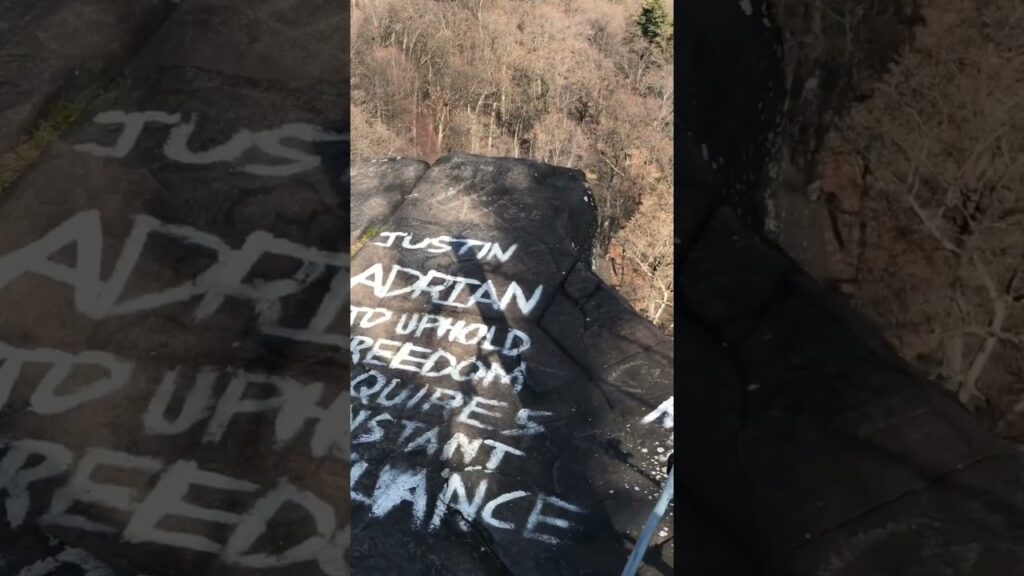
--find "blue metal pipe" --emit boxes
[621,462,675,576]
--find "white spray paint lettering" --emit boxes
[73,110,346,177]
[350,263,543,317]
[0,438,342,574]
[0,210,350,349]
[349,229,587,545]
[15,547,113,576]
[350,336,527,392]
[0,340,347,460]
[372,231,518,263]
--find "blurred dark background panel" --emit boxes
[680,0,1024,574]
[0,1,349,574]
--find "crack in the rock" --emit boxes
[446,505,516,576]
[149,63,337,95]
[599,339,673,373]
[787,452,1020,555]
[679,199,728,268]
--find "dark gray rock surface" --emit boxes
[350,158,429,246]
[348,153,675,575]
[0,0,173,156]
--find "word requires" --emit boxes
[0,437,343,574]
[350,336,527,392]
[0,210,349,348]
[371,231,518,263]
[73,110,346,177]
[351,370,551,438]
[351,263,543,316]
[0,340,346,461]
[351,306,531,356]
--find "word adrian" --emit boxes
[73,110,345,177]
[0,210,349,348]
[350,263,543,317]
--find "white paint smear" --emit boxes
[350,336,527,392]
[15,547,113,576]
[641,397,674,430]
[369,464,429,528]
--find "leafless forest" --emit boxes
[772,0,1024,439]
[351,0,675,333]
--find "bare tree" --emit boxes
[834,0,1024,435]
[351,0,676,332]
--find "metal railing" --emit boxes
[621,455,675,576]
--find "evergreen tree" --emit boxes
[636,0,671,45]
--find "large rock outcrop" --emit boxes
[348,154,676,575]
